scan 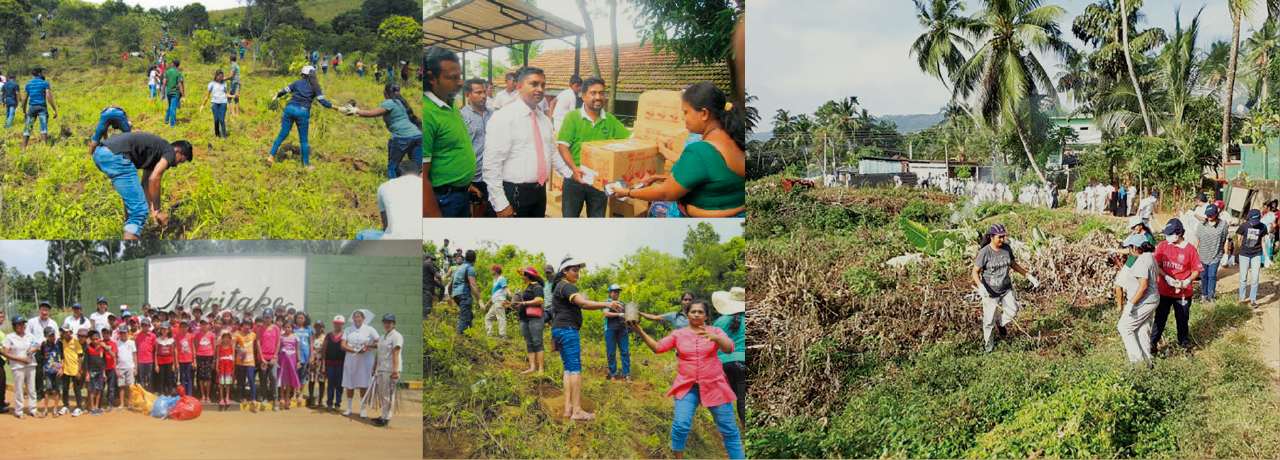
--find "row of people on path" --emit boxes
[435,249,746,459]
[0,301,403,426]
[972,204,1273,367]
[424,46,746,218]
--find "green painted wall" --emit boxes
[78,255,423,380]
[1231,142,1280,180]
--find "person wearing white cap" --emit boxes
[1117,233,1159,366]
[268,65,338,169]
[1113,216,1155,311]
[601,284,630,381]
[549,257,623,421]
[484,265,511,338]
[89,297,113,334]
[367,313,402,427]
[1,315,39,418]
[341,309,380,417]
[323,315,346,410]
[712,287,746,428]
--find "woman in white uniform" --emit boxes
[341,309,379,417]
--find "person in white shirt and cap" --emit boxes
[366,313,402,427]
[482,67,573,217]
[89,297,113,333]
[341,308,379,418]
[63,303,91,336]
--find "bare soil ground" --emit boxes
[2,388,423,459]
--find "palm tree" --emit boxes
[952,0,1074,184]
[1201,40,1233,88]
[910,0,977,117]
[1243,19,1280,105]
[1222,0,1276,175]
[1071,0,1166,136]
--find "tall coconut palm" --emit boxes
[911,0,978,116]
[1071,0,1166,136]
[1243,19,1280,105]
[952,0,1074,184]
[1201,40,1233,88]
[1222,0,1277,175]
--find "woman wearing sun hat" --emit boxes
[971,224,1039,353]
[712,287,746,428]
[549,257,623,422]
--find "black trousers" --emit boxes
[503,181,547,217]
[61,374,84,408]
[722,361,746,427]
[1151,295,1192,351]
[563,178,607,218]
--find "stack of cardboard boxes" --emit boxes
[544,91,687,218]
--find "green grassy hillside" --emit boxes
[0,38,422,239]
[208,0,426,25]
[424,305,741,459]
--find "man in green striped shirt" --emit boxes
[555,77,631,218]
[424,47,477,217]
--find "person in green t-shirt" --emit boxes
[423,46,476,218]
[555,77,631,218]
[343,83,423,179]
[613,82,745,217]
[160,59,184,127]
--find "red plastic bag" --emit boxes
[169,386,202,421]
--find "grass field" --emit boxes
[423,306,739,459]
[744,179,1280,459]
[208,0,426,25]
[0,40,422,239]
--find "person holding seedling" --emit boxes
[91,132,194,239]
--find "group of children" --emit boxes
[1,300,404,426]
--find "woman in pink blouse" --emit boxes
[627,300,743,459]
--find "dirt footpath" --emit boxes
[2,390,423,460]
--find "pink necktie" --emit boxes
[530,111,547,185]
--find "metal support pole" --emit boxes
[522,40,530,68]
[487,48,493,83]
[574,35,581,79]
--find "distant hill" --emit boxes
[880,112,945,133]
[208,0,424,24]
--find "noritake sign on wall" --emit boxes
[147,255,307,314]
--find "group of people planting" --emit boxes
[429,247,747,459]
[422,46,745,218]
[0,300,404,427]
[973,196,1277,367]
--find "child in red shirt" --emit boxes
[177,321,196,396]
[100,328,119,410]
[155,323,177,396]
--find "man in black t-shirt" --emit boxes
[423,254,443,313]
[91,132,193,239]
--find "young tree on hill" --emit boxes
[178,3,209,37]
[375,15,418,70]
[0,0,32,66]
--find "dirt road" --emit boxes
[2,389,423,459]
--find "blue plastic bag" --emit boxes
[151,395,180,419]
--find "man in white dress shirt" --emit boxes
[491,73,519,111]
[483,67,573,217]
[552,75,582,132]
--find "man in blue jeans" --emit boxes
[2,73,19,128]
[91,132,193,239]
[88,105,131,156]
[160,60,184,127]
[21,67,57,150]
[451,250,480,336]
[601,284,631,381]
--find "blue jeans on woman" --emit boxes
[270,104,312,165]
[211,103,228,137]
[93,146,147,237]
[165,94,181,126]
[237,365,256,401]
[671,383,744,459]
[1200,262,1220,300]
[551,328,582,374]
[387,135,423,178]
[1239,254,1263,303]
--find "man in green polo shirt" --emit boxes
[161,59,184,127]
[423,46,477,218]
[555,77,631,218]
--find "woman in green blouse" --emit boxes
[614,83,745,217]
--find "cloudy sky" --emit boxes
[424,219,743,270]
[749,0,1241,131]
[0,241,49,275]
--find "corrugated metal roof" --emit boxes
[530,42,731,94]
[425,0,586,52]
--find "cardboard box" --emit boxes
[579,139,664,192]
[634,91,690,162]
[545,189,587,218]
[608,197,651,218]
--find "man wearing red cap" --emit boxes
[484,265,512,338]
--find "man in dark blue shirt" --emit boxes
[22,67,57,150]
[2,73,19,129]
